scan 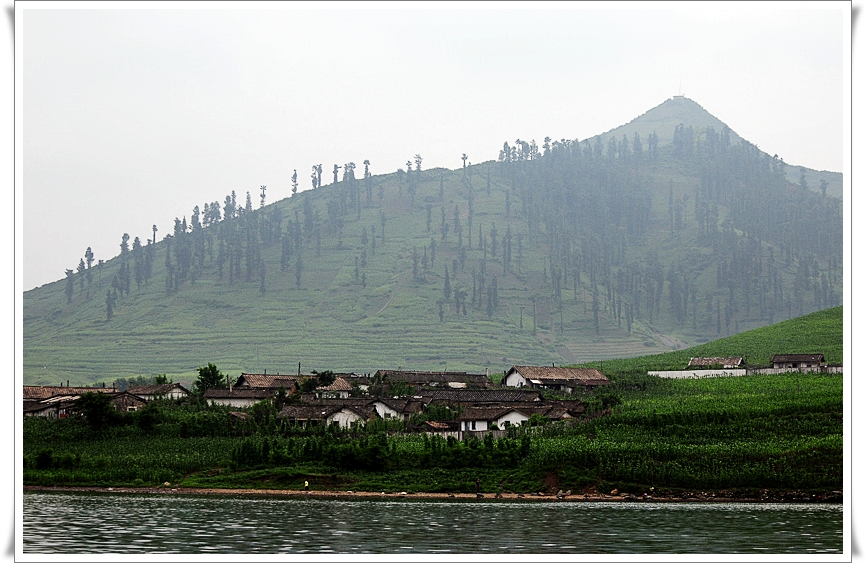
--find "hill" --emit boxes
[575,306,842,376]
[23,97,843,386]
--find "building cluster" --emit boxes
[23,365,610,437]
[649,353,841,379]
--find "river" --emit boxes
[23,491,842,554]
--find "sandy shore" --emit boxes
[24,485,828,503]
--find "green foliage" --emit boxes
[193,363,230,396]
[73,392,118,430]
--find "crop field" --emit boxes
[577,306,842,376]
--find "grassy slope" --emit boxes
[575,306,842,376]
[23,103,842,386]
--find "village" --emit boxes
[23,353,837,439]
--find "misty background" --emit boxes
[20,3,846,291]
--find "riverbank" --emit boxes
[23,485,842,503]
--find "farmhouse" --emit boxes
[277,404,374,428]
[315,377,353,399]
[503,366,609,393]
[235,373,299,393]
[687,357,744,369]
[374,370,492,389]
[23,385,116,405]
[24,389,147,417]
[423,420,459,438]
[126,383,190,401]
[204,388,274,408]
[23,396,77,418]
[457,406,530,431]
[110,391,148,412]
[771,354,825,369]
[370,397,424,420]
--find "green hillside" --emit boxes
[577,306,843,376]
[23,97,843,386]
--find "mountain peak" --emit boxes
[594,96,742,147]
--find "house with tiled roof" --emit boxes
[370,397,425,420]
[503,366,609,393]
[315,377,353,399]
[771,354,825,369]
[687,357,744,369]
[456,406,531,431]
[23,385,116,404]
[126,383,190,401]
[204,388,274,408]
[374,370,493,389]
[276,403,375,428]
[235,373,300,393]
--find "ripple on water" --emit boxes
[23,493,843,554]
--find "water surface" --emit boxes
[23,492,842,554]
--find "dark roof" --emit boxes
[277,403,375,420]
[771,354,825,363]
[374,370,492,387]
[110,392,148,405]
[373,397,425,414]
[236,374,300,389]
[420,389,542,404]
[457,406,525,421]
[204,388,274,399]
[127,383,190,396]
[23,386,117,401]
[277,404,339,420]
[687,357,744,367]
[24,401,73,413]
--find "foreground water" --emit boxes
[23,492,842,554]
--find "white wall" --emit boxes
[461,420,488,431]
[208,398,260,408]
[503,371,526,387]
[496,411,529,428]
[327,408,364,429]
[373,401,400,419]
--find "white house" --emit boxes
[315,377,353,399]
[127,383,190,401]
[771,354,825,369]
[371,398,424,421]
[456,407,530,431]
[204,388,274,408]
[503,365,609,393]
[277,404,374,428]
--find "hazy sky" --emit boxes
[18,1,849,291]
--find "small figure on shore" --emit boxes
[476,477,481,494]
[304,480,309,492]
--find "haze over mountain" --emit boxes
[23,97,842,386]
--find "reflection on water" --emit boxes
[23,492,842,554]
